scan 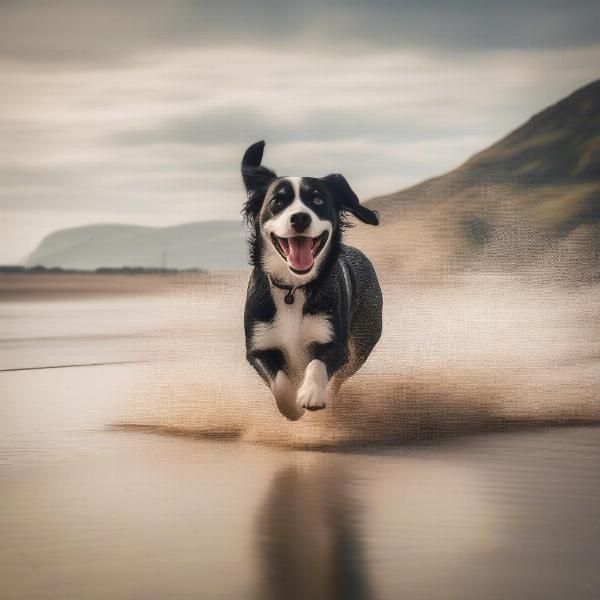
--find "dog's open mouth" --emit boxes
[270,232,329,274]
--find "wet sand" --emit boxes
[1,274,600,599]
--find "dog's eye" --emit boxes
[313,196,324,206]
[270,197,284,211]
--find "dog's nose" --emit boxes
[290,212,311,233]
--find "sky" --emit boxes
[1,0,599,262]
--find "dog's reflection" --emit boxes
[256,458,370,600]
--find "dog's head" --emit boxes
[241,140,379,286]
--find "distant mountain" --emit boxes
[350,79,600,281]
[25,221,248,270]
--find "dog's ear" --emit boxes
[241,140,277,194]
[322,173,379,226]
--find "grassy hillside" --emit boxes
[350,80,600,282]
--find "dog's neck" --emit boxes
[268,276,308,305]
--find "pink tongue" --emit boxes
[287,236,313,271]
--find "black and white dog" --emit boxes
[242,141,382,420]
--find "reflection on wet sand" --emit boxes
[256,459,369,600]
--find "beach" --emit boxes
[2,273,600,599]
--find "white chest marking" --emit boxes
[251,288,333,382]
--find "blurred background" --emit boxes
[1,0,599,277]
[1,2,600,599]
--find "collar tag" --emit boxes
[269,276,303,305]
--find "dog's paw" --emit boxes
[296,381,328,411]
[271,371,304,421]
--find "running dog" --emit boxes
[242,141,382,420]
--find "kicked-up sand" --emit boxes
[119,268,600,447]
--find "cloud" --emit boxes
[1,0,599,65]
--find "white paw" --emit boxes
[296,382,328,411]
[271,371,304,421]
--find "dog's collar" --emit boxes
[268,276,307,305]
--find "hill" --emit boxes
[25,221,247,270]
[350,80,600,281]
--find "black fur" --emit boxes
[241,141,382,398]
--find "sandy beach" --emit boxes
[1,272,600,599]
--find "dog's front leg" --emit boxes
[297,342,350,411]
[247,348,303,421]
[271,370,303,421]
[297,359,329,411]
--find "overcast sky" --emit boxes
[1,0,599,262]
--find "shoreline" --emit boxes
[0,270,248,301]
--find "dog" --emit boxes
[241,141,382,420]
